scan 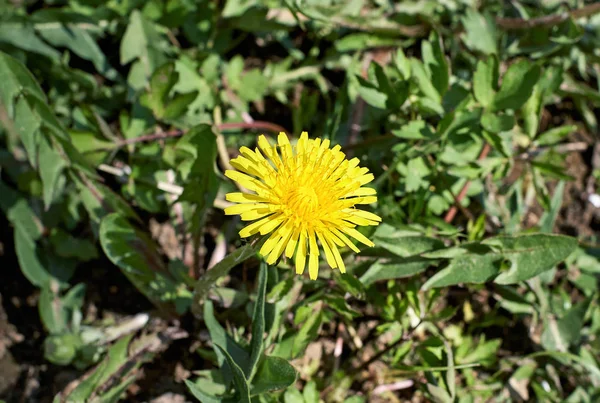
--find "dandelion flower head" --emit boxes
[224,132,381,280]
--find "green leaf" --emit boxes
[99,213,183,313]
[215,345,251,403]
[0,50,46,116]
[291,310,322,359]
[461,9,497,55]
[192,242,261,316]
[250,356,297,395]
[395,48,411,79]
[355,76,387,109]
[541,298,592,351]
[251,356,298,395]
[410,58,441,104]
[14,227,51,288]
[0,181,43,241]
[203,300,251,386]
[392,120,435,140]
[162,91,198,119]
[0,22,60,61]
[39,286,67,334]
[536,125,577,146]
[36,24,117,79]
[423,234,577,288]
[490,234,577,284]
[38,137,67,209]
[422,32,449,97]
[480,111,515,133]
[66,334,134,402]
[248,262,267,380]
[473,56,498,108]
[492,61,541,111]
[185,380,223,403]
[361,257,436,287]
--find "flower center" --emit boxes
[285,184,320,222]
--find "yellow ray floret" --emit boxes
[224,132,381,280]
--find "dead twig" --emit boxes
[496,2,600,30]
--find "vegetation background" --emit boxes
[1,0,600,402]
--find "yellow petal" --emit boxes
[295,230,307,275]
[308,253,319,280]
[225,192,268,203]
[317,231,337,269]
[340,227,374,247]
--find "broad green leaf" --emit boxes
[14,227,51,288]
[373,232,445,257]
[492,61,541,111]
[251,356,297,395]
[0,22,60,61]
[392,120,435,140]
[395,48,411,79]
[461,9,497,55]
[99,213,185,314]
[541,298,592,351]
[355,76,387,109]
[410,58,441,103]
[215,345,251,403]
[185,380,223,403]
[536,125,577,146]
[490,234,577,284]
[480,111,515,133]
[39,286,67,334]
[422,245,499,290]
[0,51,46,116]
[422,32,449,97]
[192,242,261,316]
[0,181,43,241]
[335,33,398,52]
[248,262,267,380]
[361,257,437,286]
[424,235,577,288]
[36,24,117,79]
[473,56,498,108]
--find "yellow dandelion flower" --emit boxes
[224,132,381,280]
